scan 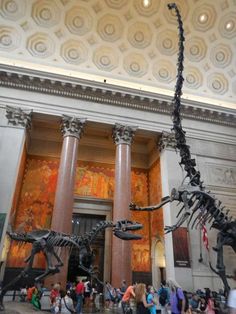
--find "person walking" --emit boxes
[50,283,61,314]
[147,286,157,314]
[60,290,76,314]
[104,281,115,310]
[228,269,236,314]
[135,283,154,314]
[157,280,170,314]
[121,283,136,314]
[84,279,92,308]
[75,279,84,314]
[205,288,215,314]
[166,279,185,314]
[120,280,127,296]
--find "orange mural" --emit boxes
[75,162,115,198]
[148,160,164,237]
[132,244,150,272]
[7,157,59,268]
[131,169,151,272]
[7,155,158,273]
[131,170,148,206]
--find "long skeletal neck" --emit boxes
[74,221,114,246]
[169,3,201,188]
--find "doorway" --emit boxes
[151,237,166,289]
[68,196,113,283]
[67,213,106,282]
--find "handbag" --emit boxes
[63,297,76,314]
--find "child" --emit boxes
[147,286,156,314]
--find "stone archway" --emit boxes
[151,236,166,290]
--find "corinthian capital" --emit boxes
[158,131,177,152]
[112,123,137,145]
[61,115,86,140]
[5,106,32,129]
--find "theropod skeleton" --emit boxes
[0,220,142,309]
[130,3,236,295]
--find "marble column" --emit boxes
[50,115,86,287]
[111,123,137,288]
[0,106,32,280]
[158,132,194,291]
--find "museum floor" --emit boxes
[2,301,123,314]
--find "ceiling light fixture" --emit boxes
[226,21,233,30]
[143,0,151,8]
[199,14,207,23]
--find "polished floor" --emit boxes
[2,301,124,314]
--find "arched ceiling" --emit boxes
[0,0,235,109]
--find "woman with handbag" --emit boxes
[60,290,76,314]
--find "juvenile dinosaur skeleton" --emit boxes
[130,3,236,295]
[0,220,142,309]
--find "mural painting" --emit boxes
[7,156,158,273]
[132,244,150,272]
[7,157,59,268]
[131,169,150,271]
[75,162,115,199]
[148,160,164,237]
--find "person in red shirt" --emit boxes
[75,279,85,314]
[27,285,35,302]
[50,283,60,313]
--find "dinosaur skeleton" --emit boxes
[0,220,142,309]
[130,3,236,295]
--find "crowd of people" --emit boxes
[17,269,236,314]
[103,276,235,314]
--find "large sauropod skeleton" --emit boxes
[130,3,236,295]
[0,220,142,309]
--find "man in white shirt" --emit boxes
[228,269,236,314]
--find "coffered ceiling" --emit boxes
[0,0,235,109]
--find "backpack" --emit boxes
[159,288,168,306]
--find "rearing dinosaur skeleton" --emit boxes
[0,220,142,309]
[130,3,236,296]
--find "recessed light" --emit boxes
[199,14,207,23]
[226,21,233,30]
[143,0,151,8]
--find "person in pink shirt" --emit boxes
[205,288,216,314]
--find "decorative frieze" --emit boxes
[60,115,86,140]
[0,70,235,128]
[5,105,32,129]
[158,131,176,151]
[205,164,236,188]
[112,123,137,145]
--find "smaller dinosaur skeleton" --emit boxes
[0,220,142,310]
[130,3,236,296]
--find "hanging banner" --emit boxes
[172,227,191,267]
